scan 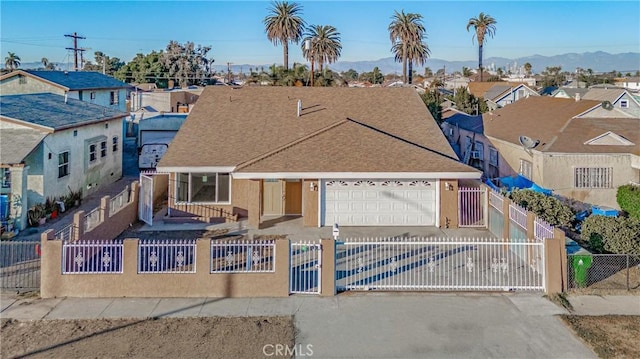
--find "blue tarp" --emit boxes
[496,174,553,195]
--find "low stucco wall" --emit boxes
[40,235,291,298]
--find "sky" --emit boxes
[1,0,639,68]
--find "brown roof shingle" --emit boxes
[159,86,477,174]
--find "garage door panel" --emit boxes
[324,179,437,226]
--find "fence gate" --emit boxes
[139,173,154,225]
[458,187,487,227]
[336,237,545,292]
[1,241,41,292]
[290,241,322,294]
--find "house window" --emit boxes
[175,173,231,204]
[1,168,10,188]
[620,100,628,108]
[474,142,484,160]
[19,76,26,84]
[100,141,107,157]
[73,130,78,137]
[110,91,118,105]
[488,147,499,167]
[90,92,96,100]
[519,159,533,179]
[89,144,97,162]
[518,90,524,98]
[58,152,69,178]
[112,136,119,152]
[574,167,613,189]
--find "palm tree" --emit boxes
[524,62,532,77]
[466,12,497,82]
[4,52,21,71]
[301,25,342,74]
[392,39,430,84]
[41,57,55,70]
[389,10,425,84]
[263,1,305,71]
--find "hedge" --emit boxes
[508,189,574,227]
[617,184,640,220]
[581,215,640,255]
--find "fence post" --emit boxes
[74,210,85,241]
[320,238,336,296]
[544,236,564,294]
[553,228,568,292]
[502,197,511,239]
[40,229,60,298]
[101,195,111,220]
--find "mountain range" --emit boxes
[14,51,639,76]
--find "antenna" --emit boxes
[519,135,540,155]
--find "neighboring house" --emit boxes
[156,87,480,228]
[550,87,589,100]
[0,93,127,229]
[137,113,187,169]
[468,82,539,110]
[614,77,640,91]
[482,96,639,209]
[444,77,470,90]
[130,87,202,113]
[441,113,499,179]
[0,70,128,112]
[582,88,640,118]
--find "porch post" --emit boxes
[247,179,261,229]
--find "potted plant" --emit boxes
[28,205,46,227]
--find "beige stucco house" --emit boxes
[1,93,127,229]
[156,86,481,229]
[482,96,639,209]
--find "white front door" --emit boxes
[322,179,437,226]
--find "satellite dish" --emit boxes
[601,101,614,110]
[519,135,540,149]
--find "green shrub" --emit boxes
[617,184,640,220]
[508,189,574,227]
[581,215,640,255]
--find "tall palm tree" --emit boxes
[301,25,342,74]
[4,52,21,71]
[392,39,430,85]
[466,12,497,82]
[263,1,305,71]
[41,57,55,70]
[389,10,425,84]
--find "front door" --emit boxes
[263,180,283,215]
[285,180,302,215]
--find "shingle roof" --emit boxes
[482,97,639,154]
[443,113,484,134]
[0,93,128,130]
[468,82,507,98]
[159,86,478,174]
[0,128,47,164]
[582,88,626,103]
[24,70,129,90]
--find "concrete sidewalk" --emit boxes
[2,292,626,358]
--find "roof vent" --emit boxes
[64,92,68,104]
[575,93,581,101]
[297,99,302,117]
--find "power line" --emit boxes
[65,32,86,71]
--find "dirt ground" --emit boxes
[560,315,640,359]
[1,316,294,359]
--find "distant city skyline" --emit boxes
[1,1,639,67]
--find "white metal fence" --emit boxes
[109,187,130,216]
[62,240,123,274]
[55,223,75,241]
[458,187,486,227]
[509,203,528,230]
[84,207,102,232]
[534,217,554,241]
[290,241,322,294]
[489,190,503,213]
[138,239,197,273]
[211,240,275,273]
[336,237,545,292]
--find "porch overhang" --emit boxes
[0,129,47,165]
[155,166,236,173]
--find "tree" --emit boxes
[466,12,497,82]
[540,66,565,87]
[449,87,488,115]
[162,41,212,87]
[341,69,358,81]
[83,51,124,76]
[462,66,473,77]
[263,1,305,71]
[389,10,426,84]
[420,89,444,125]
[40,57,55,70]
[301,24,342,74]
[424,67,433,77]
[4,52,20,71]
[392,39,430,85]
[359,66,384,84]
[524,62,532,76]
[115,51,170,86]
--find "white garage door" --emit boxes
[322,179,437,226]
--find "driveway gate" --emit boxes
[290,241,322,294]
[138,173,154,225]
[458,187,487,227]
[336,237,544,292]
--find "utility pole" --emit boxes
[227,62,232,84]
[65,32,86,71]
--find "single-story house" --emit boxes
[156,87,481,228]
[1,93,127,229]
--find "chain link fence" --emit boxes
[567,254,640,292]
